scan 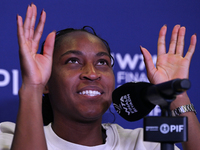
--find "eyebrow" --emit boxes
[60,50,110,59]
[60,50,83,59]
[96,51,110,58]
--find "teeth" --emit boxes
[79,90,101,96]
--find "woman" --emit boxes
[1,3,200,150]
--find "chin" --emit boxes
[76,101,111,122]
[79,108,106,122]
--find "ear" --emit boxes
[43,84,49,94]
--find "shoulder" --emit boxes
[102,123,143,138]
[102,123,161,150]
[0,122,15,150]
[103,123,146,143]
[0,122,15,134]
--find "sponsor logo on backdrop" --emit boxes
[0,69,19,95]
[112,53,157,85]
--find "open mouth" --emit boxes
[79,90,101,96]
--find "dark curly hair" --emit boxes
[41,26,114,125]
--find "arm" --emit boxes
[11,4,55,150]
[140,25,200,150]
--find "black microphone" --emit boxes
[112,79,190,122]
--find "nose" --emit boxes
[80,63,101,81]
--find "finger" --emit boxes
[185,34,196,61]
[23,5,33,40]
[157,25,167,56]
[43,31,56,60]
[140,46,156,81]
[17,14,32,69]
[168,25,181,54]
[32,10,46,53]
[17,15,26,49]
[29,3,37,39]
[175,26,186,56]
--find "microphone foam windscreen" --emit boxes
[112,82,156,121]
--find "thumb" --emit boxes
[43,31,56,59]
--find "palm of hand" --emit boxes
[151,53,189,84]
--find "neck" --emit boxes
[52,116,105,146]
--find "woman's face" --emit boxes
[47,31,115,122]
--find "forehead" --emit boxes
[54,31,108,54]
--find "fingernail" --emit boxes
[164,24,167,27]
[40,9,44,16]
[140,45,143,53]
[53,30,57,35]
[194,33,197,36]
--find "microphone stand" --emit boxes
[160,99,175,150]
[144,99,188,150]
[143,79,189,150]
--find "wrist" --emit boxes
[19,83,45,104]
[171,103,197,116]
[20,82,45,92]
[170,92,191,110]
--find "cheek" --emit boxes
[48,69,79,95]
[104,71,115,89]
[102,71,115,103]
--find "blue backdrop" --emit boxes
[1,1,200,149]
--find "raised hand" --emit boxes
[11,4,55,149]
[17,3,55,87]
[140,25,196,85]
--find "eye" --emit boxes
[65,58,79,64]
[97,59,109,66]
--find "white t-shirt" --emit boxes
[0,122,180,150]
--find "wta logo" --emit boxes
[111,53,157,85]
[113,94,138,116]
